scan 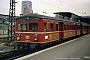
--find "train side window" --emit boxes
[70,25,73,30]
[56,24,58,31]
[44,23,47,32]
[29,23,38,30]
[50,23,53,31]
[71,25,72,30]
[64,24,66,30]
[70,25,71,30]
[74,25,75,30]
[18,23,27,30]
[84,26,87,29]
[67,25,69,30]
[71,25,73,30]
[59,22,62,31]
[78,25,80,29]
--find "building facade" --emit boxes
[0,18,8,35]
[0,14,18,35]
[21,1,32,15]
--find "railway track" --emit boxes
[0,41,62,60]
[0,49,31,60]
[0,35,83,60]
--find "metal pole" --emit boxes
[7,0,16,46]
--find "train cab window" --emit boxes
[44,23,47,32]
[56,24,58,31]
[64,24,66,30]
[29,23,38,30]
[50,23,53,31]
[18,23,27,30]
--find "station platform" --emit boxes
[15,34,90,60]
[0,43,13,53]
[0,35,8,38]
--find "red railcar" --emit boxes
[15,14,90,49]
[75,22,82,36]
[80,22,90,35]
[59,20,76,40]
[15,14,61,45]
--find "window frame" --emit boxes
[29,23,38,31]
[18,23,27,30]
[56,24,58,31]
[50,23,54,31]
[44,23,47,32]
[64,24,66,30]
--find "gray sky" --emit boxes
[0,0,90,16]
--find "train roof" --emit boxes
[16,13,61,21]
[80,22,90,26]
[16,13,77,23]
[58,18,76,23]
[16,14,90,26]
[76,22,90,26]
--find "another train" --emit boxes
[15,13,90,49]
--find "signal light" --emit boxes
[34,34,37,37]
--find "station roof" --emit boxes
[80,22,90,26]
[54,12,82,18]
[80,16,90,24]
[82,16,90,18]
[0,14,18,22]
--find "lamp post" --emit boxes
[82,12,86,16]
[43,12,47,14]
[78,20,80,22]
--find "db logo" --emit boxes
[25,35,29,39]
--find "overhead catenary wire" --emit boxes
[38,0,67,11]
[37,0,86,15]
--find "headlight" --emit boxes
[45,35,48,39]
[34,38,37,41]
[17,37,20,40]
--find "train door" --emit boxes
[59,22,63,39]
[80,24,83,35]
[44,23,47,32]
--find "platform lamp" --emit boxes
[43,12,47,14]
[78,20,80,22]
[82,12,86,16]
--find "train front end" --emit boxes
[15,19,46,44]
[15,14,60,50]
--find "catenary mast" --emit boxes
[7,0,17,46]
